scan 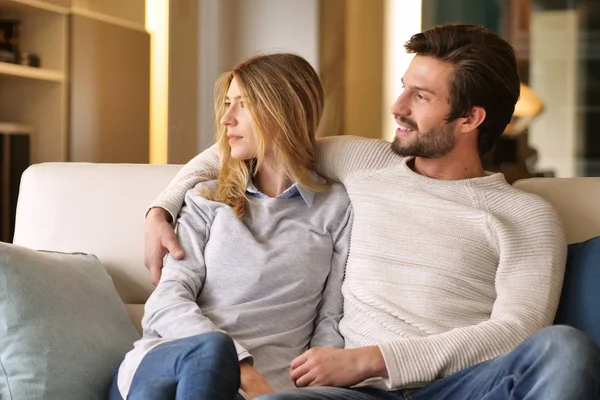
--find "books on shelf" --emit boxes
[0,12,42,68]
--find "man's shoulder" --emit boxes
[485,180,560,222]
[320,135,395,159]
[319,134,390,147]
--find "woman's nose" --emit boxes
[220,109,235,126]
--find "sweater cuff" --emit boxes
[145,202,180,227]
[377,342,401,389]
[235,342,253,366]
[378,341,430,390]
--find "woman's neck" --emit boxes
[254,158,292,198]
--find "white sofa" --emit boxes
[12,162,600,332]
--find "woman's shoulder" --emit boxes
[328,181,349,196]
[180,180,226,219]
[191,180,218,193]
[315,182,350,208]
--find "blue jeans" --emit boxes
[109,331,241,400]
[257,326,600,400]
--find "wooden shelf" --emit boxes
[0,62,65,82]
[0,122,33,134]
[0,0,69,15]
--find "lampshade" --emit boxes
[504,83,544,136]
[514,83,543,118]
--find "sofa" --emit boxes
[5,162,600,399]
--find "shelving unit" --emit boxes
[0,122,32,133]
[0,0,69,15]
[0,61,65,81]
[0,0,69,163]
[0,0,149,165]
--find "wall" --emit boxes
[343,0,384,140]
[69,14,150,163]
[224,0,319,69]
[167,0,199,164]
[72,0,145,26]
[529,10,580,177]
[196,0,319,152]
[382,0,422,141]
[318,0,346,137]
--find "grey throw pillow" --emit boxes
[0,242,140,400]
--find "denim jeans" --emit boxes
[257,326,600,400]
[109,331,241,400]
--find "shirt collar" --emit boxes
[245,175,316,207]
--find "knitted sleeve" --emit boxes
[377,192,566,389]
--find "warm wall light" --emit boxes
[504,83,544,136]
[515,83,544,118]
[382,0,422,141]
[146,0,169,164]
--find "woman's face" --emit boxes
[220,77,259,160]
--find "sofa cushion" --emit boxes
[554,236,600,346]
[0,242,140,400]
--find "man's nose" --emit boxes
[391,93,410,117]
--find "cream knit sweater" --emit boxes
[150,135,567,390]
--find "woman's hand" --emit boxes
[144,207,184,285]
[240,361,275,399]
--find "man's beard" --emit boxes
[391,118,457,159]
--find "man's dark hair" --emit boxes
[405,24,520,155]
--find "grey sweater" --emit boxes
[117,180,352,397]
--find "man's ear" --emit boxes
[459,106,486,133]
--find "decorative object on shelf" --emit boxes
[0,19,20,64]
[18,51,41,67]
[0,19,41,68]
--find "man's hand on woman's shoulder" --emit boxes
[144,207,184,285]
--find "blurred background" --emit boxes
[1,0,599,240]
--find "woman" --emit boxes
[110,53,352,400]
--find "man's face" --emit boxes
[390,55,458,159]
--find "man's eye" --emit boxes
[416,94,425,100]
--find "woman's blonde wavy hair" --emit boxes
[206,53,330,218]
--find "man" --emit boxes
[145,24,600,399]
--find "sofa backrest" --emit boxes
[514,177,600,244]
[12,163,600,331]
[13,163,182,332]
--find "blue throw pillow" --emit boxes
[554,236,600,346]
[0,242,140,400]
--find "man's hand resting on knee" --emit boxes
[289,347,388,388]
[144,207,184,285]
[240,361,274,399]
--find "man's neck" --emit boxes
[254,158,292,198]
[411,153,486,180]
